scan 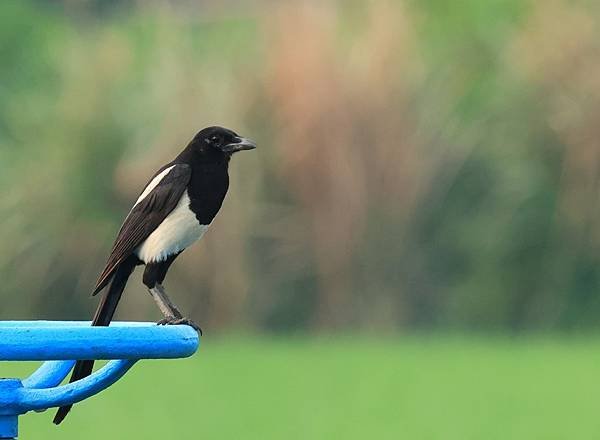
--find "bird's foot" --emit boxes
[157,317,202,334]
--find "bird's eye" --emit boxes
[210,135,222,146]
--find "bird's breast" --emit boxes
[135,191,209,263]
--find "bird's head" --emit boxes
[192,126,256,158]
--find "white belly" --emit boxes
[135,192,209,263]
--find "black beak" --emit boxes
[222,137,257,153]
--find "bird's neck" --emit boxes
[178,148,230,224]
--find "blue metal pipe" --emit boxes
[0,321,198,361]
[22,361,77,389]
[0,415,17,439]
[0,321,200,439]
[5,360,137,414]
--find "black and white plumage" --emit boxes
[53,126,256,425]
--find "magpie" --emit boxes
[53,126,256,425]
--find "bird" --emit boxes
[53,126,256,425]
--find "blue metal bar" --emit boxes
[0,321,200,438]
[0,321,151,328]
[0,416,17,439]
[4,360,136,414]
[0,380,24,415]
[22,361,76,389]
[0,321,198,361]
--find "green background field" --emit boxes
[4,336,600,439]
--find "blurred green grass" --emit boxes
[3,335,600,439]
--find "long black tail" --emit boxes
[53,257,137,425]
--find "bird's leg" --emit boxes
[148,283,202,334]
[148,283,183,319]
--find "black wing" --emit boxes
[92,163,192,295]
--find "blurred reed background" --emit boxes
[7,1,600,439]
[2,0,600,334]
